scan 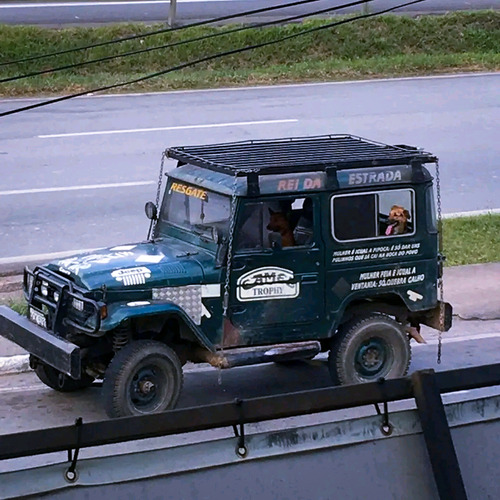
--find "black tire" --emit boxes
[102,340,183,418]
[34,361,94,392]
[328,314,411,385]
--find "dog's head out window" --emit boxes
[332,189,415,242]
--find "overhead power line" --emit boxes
[0,0,337,68]
[0,0,374,84]
[0,0,425,119]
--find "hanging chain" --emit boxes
[151,150,168,237]
[435,158,444,364]
[222,172,239,318]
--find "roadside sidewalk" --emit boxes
[0,262,498,375]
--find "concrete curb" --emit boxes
[0,355,212,377]
[0,354,30,375]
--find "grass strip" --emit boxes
[0,11,498,96]
[7,298,27,316]
[443,213,500,266]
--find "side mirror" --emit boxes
[145,201,157,220]
[269,232,282,250]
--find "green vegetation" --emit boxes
[0,11,498,96]
[443,214,500,266]
[6,296,27,316]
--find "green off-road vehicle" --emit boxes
[0,135,452,418]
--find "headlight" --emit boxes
[41,281,49,297]
[53,291,60,303]
[72,298,84,312]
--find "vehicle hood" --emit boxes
[46,238,214,291]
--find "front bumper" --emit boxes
[0,306,81,379]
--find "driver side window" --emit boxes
[235,197,315,251]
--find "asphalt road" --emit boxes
[1,0,498,26]
[1,318,499,472]
[0,73,498,263]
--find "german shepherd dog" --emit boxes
[267,208,295,247]
[386,205,410,235]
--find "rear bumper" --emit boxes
[0,306,81,379]
[419,301,453,332]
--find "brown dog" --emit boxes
[267,208,295,247]
[386,205,410,235]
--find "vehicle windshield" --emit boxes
[157,179,231,241]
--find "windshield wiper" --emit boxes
[192,224,216,242]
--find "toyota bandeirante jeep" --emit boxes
[0,134,452,418]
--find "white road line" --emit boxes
[0,384,47,394]
[0,248,100,265]
[38,119,299,138]
[0,181,154,196]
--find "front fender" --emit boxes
[101,301,214,351]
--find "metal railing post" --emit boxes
[412,369,468,500]
[168,0,178,27]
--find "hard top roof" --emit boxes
[167,134,436,176]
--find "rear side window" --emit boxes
[332,189,415,242]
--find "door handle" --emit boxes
[301,274,318,284]
[232,263,246,271]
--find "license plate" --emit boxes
[29,307,47,329]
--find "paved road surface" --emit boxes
[0,73,498,262]
[0,318,499,472]
[1,0,497,26]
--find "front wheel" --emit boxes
[33,360,95,392]
[328,314,411,385]
[102,340,183,418]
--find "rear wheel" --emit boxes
[102,340,183,418]
[328,314,411,385]
[33,360,94,392]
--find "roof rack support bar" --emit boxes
[325,167,339,190]
[247,172,260,196]
[411,159,426,183]
[411,369,468,500]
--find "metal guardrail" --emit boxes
[1,363,499,499]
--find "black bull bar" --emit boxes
[0,305,81,379]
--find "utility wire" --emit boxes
[0,0,339,68]
[0,0,425,118]
[0,0,374,84]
